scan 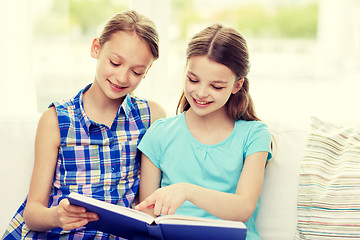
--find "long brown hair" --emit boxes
[176,24,258,121]
[99,10,159,60]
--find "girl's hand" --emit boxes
[135,183,191,216]
[52,198,99,231]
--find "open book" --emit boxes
[68,192,247,240]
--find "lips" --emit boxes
[109,80,126,92]
[195,99,210,104]
[193,98,212,107]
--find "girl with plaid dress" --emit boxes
[3,10,165,240]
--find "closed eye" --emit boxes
[188,76,198,83]
[110,60,120,67]
[133,70,143,76]
[212,85,224,90]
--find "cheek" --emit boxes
[97,60,112,77]
[219,91,233,104]
[207,89,229,103]
[183,83,193,101]
[129,76,143,88]
[183,81,190,93]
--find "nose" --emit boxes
[196,84,209,98]
[114,66,128,84]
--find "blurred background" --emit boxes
[0,0,359,121]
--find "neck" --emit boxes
[185,108,235,145]
[82,82,125,127]
[85,82,124,111]
[185,107,233,130]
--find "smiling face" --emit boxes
[90,30,154,101]
[184,55,243,118]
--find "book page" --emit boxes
[154,215,246,228]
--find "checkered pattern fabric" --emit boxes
[3,84,150,239]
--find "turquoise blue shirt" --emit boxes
[138,112,272,240]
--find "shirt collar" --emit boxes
[121,93,133,120]
[75,84,92,135]
[75,84,134,135]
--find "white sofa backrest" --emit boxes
[0,114,310,240]
[0,114,40,234]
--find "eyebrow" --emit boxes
[187,71,198,78]
[187,71,228,84]
[212,80,228,84]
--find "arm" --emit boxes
[136,154,162,217]
[187,151,268,222]
[23,107,98,231]
[148,100,166,124]
[136,151,268,222]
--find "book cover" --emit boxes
[68,192,247,240]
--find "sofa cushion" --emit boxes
[257,118,309,240]
[295,116,360,239]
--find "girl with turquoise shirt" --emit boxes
[136,24,272,240]
[3,10,165,240]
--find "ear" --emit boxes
[90,38,101,59]
[232,78,244,94]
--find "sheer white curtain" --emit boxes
[1,0,359,119]
[130,0,180,116]
[252,0,360,122]
[131,0,360,120]
[317,0,360,79]
[0,0,37,115]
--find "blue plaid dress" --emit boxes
[2,84,151,239]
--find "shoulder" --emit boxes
[235,120,272,144]
[237,120,273,161]
[49,97,76,117]
[148,114,183,131]
[50,97,74,110]
[139,115,183,150]
[237,120,270,133]
[40,106,57,122]
[40,107,58,125]
[48,98,78,126]
[127,96,165,126]
[236,120,272,147]
[126,95,164,117]
[147,100,166,124]
[37,107,60,144]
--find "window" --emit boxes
[139,0,360,120]
[31,0,130,111]
[1,0,359,121]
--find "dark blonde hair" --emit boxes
[99,10,159,60]
[177,24,258,121]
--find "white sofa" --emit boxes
[0,113,310,239]
[0,114,40,236]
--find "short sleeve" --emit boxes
[138,119,165,168]
[244,121,272,161]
